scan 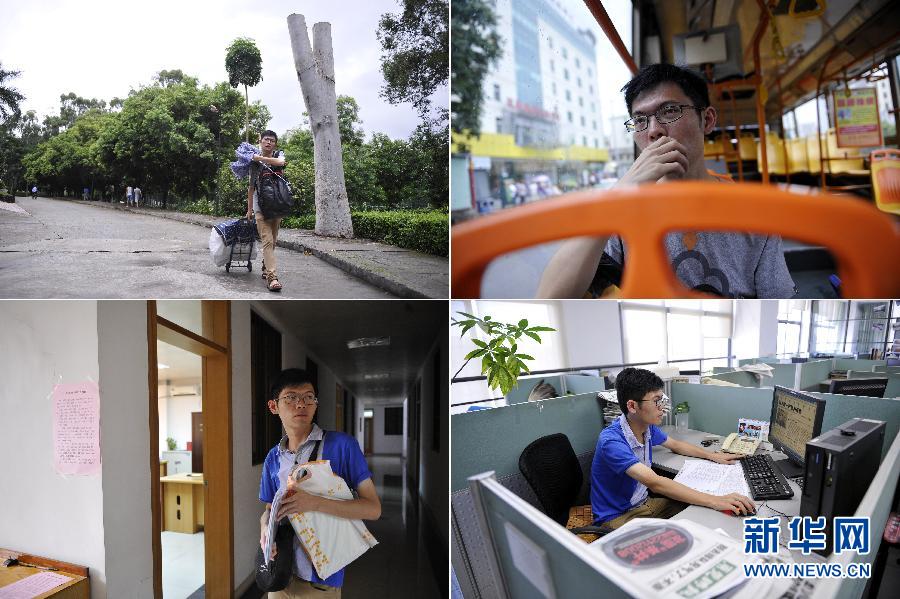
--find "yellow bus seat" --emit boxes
[871,149,900,216]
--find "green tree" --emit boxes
[336,96,365,146]
[225,38,263,142]
[0,63,25,124]
[377,0,448,116]
[450,0,502,137]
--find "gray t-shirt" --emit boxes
[249,150,285,214]
[599,231,796,298]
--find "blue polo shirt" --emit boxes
[590,414,668,524]
[259,430,373,588]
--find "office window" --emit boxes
[496,117,503,133]
[548,36,553,49]
[591,102,596,112]
[582,135,587,146]
[593,120,597,130]
[589,84,594,94]
[811,301,848,355]
[580,116,586,126]
[575,57,580,68]
[578,97,583,107]
[567,111,573,123]
[565,89,571,101]
[588,67,592,76]
[493,84,500,101]
[550,59,555,73]
[621,301,733,372]
[845,301,892,358]
[594,138,599,148]
[577,77,582,88]
[562,47,568,59]
[777,300,808,357]
[564,68,569,81]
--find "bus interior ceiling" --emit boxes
[636,0,900,189]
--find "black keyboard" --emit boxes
[740,454,795,500]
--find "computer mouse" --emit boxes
[721,509,755,517]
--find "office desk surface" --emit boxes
[653,425,824,564]
[0,549,89,598]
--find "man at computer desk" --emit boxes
[591,368,756,529]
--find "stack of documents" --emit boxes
[672,459,751,497]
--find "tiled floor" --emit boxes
[342,455,443,599]
[161,530,205,598]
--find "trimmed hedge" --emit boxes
[282,209,447,256]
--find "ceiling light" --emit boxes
[346,336,391,349]
[158,363,170,369]
[364,373,389,380]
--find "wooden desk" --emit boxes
[0,549,89,598]
[160,473,205,533]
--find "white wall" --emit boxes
[369,404,404,454]
[0,301,108,599]
[97,301,154,598]
[415,332,449,566]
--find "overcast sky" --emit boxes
[0,0,443,140]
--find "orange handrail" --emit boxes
[451,182,900,299]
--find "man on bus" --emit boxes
[537,63,796,299]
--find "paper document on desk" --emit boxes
[673,459,750,497]
[0,571,72,598]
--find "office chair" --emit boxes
[518,433,610,541]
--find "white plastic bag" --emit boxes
[209,228,229,267]
[285,460,378,579]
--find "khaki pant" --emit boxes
[255,212,282,279]
[603,496,687,530]
[268,577,341,598]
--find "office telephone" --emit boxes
[721,433,761,456]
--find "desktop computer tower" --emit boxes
[799,418,886,557]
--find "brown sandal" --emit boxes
[266,273,282,292]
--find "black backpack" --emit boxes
[255,152,294,218]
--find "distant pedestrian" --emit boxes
[134,186,142,207]
[83,187,90,201]
[126,185,133,206]
[31,186,37,199]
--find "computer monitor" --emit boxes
[768,386,826,478]
[828,378,888,398]
[886,357,900,367]
[791,357,808,363]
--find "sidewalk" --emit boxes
[65,199,448,298]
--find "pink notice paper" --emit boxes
[0,571,72,598]
[53,381,101,475]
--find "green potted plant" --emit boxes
[166,437,177,451]
[451,311,555,396]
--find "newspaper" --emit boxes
[589,519,761,598]
[673,459,751,498]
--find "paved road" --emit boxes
[0,197,394,298]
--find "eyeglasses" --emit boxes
[624,105,702,132]
[636,394,671,410]
[278,393,318,407]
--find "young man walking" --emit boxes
[246,130,286,292]
[259,369,381,597]
[591,368,755,529]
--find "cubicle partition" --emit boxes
[797,359,834,392]
[704,370,762,388]
[770,362,801,388]
[451,392,604,492]
[452,392,606,599]
[504,374,565,404]
[563,374,606,395]
[834,358,887,371]
[873,365,900,374]
[671,383,900,460]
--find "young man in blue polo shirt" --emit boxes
[259,369,381,597]
[591,368,755,529]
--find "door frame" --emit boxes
[148,301,233,598]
